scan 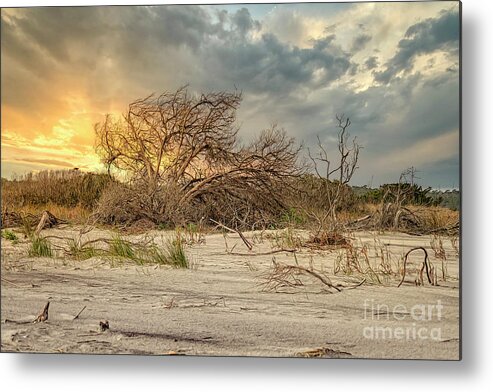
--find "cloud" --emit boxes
[374,9,460,83]
[364,56,379,69]
[11,157,76,168]
[231,7,261,35]
[203,32,353,95]
[351,33,372,52]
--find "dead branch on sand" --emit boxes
[34,210,64,235]
[227,248,297,256]
[260,259,342,293]
[73,306,87,320]
[33,301,50,323]
[398,247,433,288]
[210,218,253,250]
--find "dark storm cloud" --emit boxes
[203,32,352,94]
[374,9,459,84]
[351,33,372,52]
[237,66,459,187]
[231,7,261,35]
[364,56,379,70]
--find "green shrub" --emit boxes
[1,229,18,242]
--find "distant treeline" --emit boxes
[353,185,460,211]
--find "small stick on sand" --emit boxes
[1,277,24,288]
[33,301,50,323]
[343,278,367,290]
[73,305,87,320]
[228,249,297,256]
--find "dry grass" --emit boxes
[410,206,459,232]
[2,170,110,209]
[5,203,92,224]
[266,227,303,250]
[334,239,400,285]
[2,170,109,225]
[430,234,448,281]
[1,170,458,240]
[306,231,351,249]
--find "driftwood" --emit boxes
[398,247,432,288]
[35,210,62,235]
[33,301,50,323]
[1,209,66,232]
[1,210,37,229]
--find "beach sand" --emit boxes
[1,228,460,359]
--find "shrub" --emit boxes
[1,229,18,242]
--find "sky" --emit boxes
[0,1,460,188]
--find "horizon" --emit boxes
[1,1,460,188]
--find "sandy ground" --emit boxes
[1,227,460,359]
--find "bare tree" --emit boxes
[307,114,361,233]
[95,87,301,226]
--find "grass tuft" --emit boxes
[68,239,100,260]
[29,236,53,257]
[109,235,136,259]
[164,234,189,268]
[142,234,189,268]
[104,233,189,268]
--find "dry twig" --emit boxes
[260,260,341,293]
[210,218,253,250]
[73,305,87,320]
[33,301,50,323]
